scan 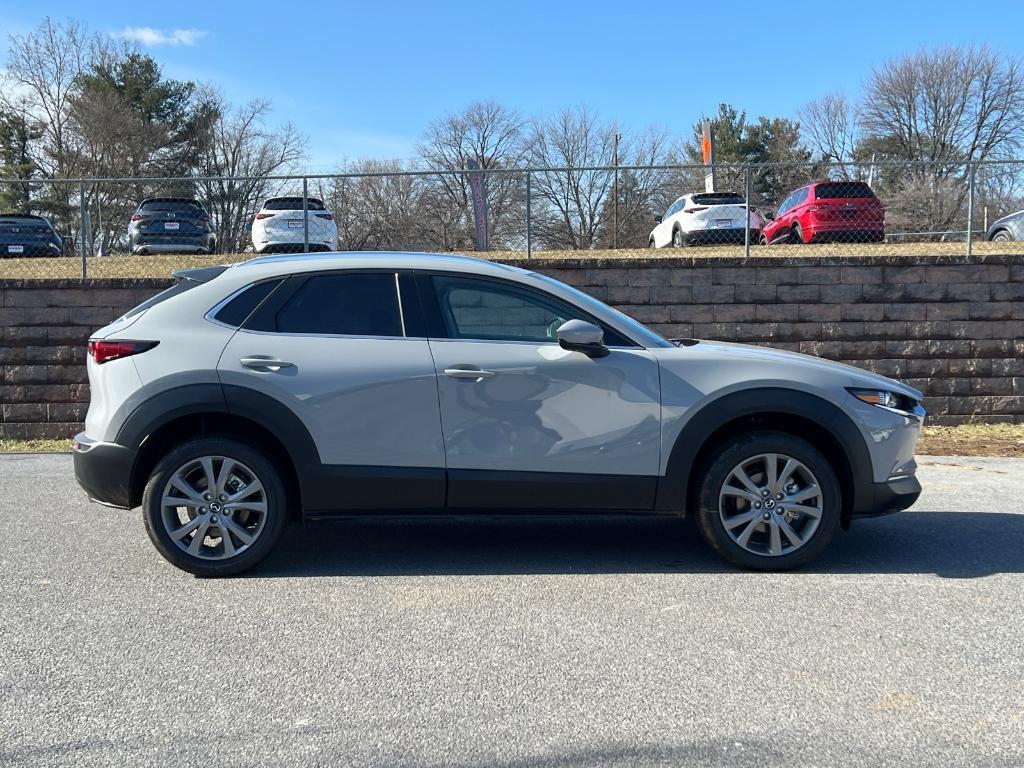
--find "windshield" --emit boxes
[530,272,673,348]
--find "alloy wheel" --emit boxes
[160,455,268,560]
[718,453,823,557]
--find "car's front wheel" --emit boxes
[672,228,684,247]
[142,437,289,576]
[991,229,1013,242]
[694,431,840,570]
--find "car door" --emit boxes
[217,270,446,511]
[419,272,662,510]
[654,199,680,247]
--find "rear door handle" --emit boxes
[240,357,294,370]
[443,366,496,380]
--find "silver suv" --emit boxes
[73,253,924,576]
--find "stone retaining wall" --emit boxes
[1,254,1022,440]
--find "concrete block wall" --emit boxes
[1,254,1022,440]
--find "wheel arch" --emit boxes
[119,384,315,518]
[656,387,873,528]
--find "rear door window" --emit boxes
[272,272,403,336]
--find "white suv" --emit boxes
[650,191,762,247]
[251,196,338,253]
[73,253,924,576]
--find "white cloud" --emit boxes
[119,27,207,47]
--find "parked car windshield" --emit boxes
[692,192,745,206]
[815,182,876,199]
[263,197,326,211]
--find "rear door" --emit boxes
[419,272,662,511]
[217,270,446,511]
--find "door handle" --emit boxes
[240,357,294,370]
[443,366,496,380]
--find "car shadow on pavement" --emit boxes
[248,510,1024,579]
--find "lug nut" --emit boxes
[211,515,219,524]
[199,507,207,514]
[204,493,212,501]
[219,494,227,502]
[754,501,762,509]
[762,512,771,520]
[761,489,770,497]
[776,493,784,500]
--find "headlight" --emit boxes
[847,388,923,419]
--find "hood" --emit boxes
[658,339,924,401]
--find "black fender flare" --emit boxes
[116,383,322,507]
[654,387,874,514]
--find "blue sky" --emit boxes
[2,0,1023,170]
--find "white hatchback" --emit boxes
[650,191,762,247]
[251,196,339,253]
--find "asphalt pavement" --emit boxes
[1,454,1022,767]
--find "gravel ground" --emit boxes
[1,454,1022,767]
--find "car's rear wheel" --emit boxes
[991,229,1013,242]
[694,431,840,570]
[142,436,288,577]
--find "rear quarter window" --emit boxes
[212,280,283,328]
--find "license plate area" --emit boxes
[287,220,303,229]
[715,219,732,228]
[8,244,24,254]
[164,222,180,230]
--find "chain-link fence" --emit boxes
[2,159,1024,278]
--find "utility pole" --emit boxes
[613,133,621,249]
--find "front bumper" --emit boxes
[854,474,922,518]
[73,433,136,509]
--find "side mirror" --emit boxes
[557,319,608,358]
[763,211,775,221]
[653,215,663,223]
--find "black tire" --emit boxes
[693,431,841,570]
[758,234,768,246]
[672,227,684,247]
[791,223,805,244]
[142,436,289,577]
[991,229,1013,242]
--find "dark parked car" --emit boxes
[0,213,63,257]
[129,198,217,255]
[761,181,885,245]
[986,210,1024,242]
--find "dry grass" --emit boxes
[0,439,71,453]
[917,423,1024,457]
[3,424,1023,457]
[2,240,1023,280]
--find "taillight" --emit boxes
[683,206,709,214]
[88,340,158,364]
[255,212,274,220]
[131,214,142,221]
[315,213,333,220]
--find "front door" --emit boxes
[421,273,662,510]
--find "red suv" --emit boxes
[761,181,884,244]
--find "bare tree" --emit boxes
[417,100,526,249]
[861,45,1024,165]
[195,91,305,252]
[799,92,859,169]
[859,45,1024,231]
[318,159,422,250]
[526,106,620,249]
